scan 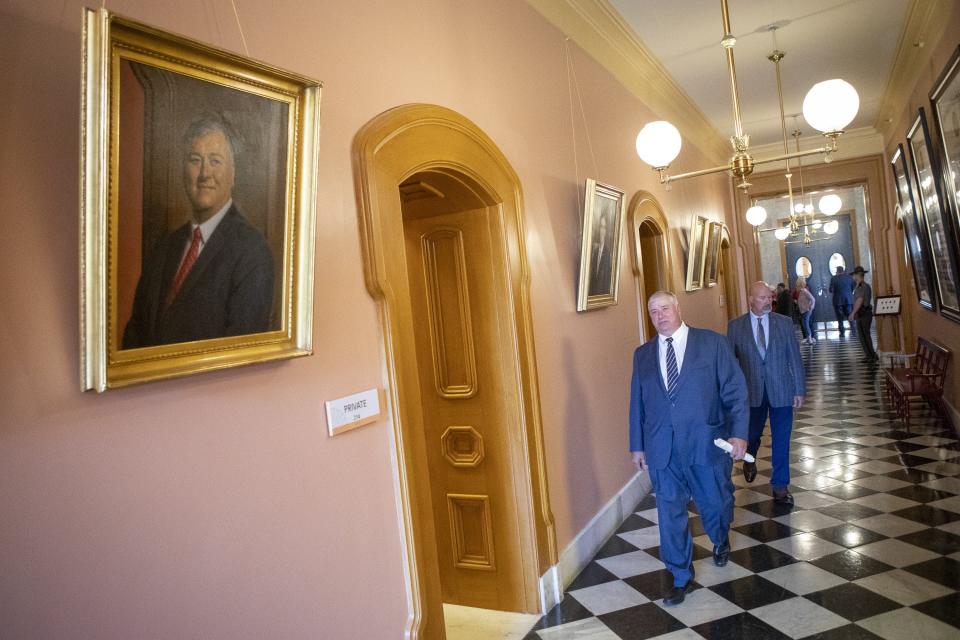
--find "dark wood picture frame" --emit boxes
[891,144,935,310]
[907,108,960,323]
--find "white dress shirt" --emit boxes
[658,322,689,388]
[177,199,233,266]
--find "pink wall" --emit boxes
[882,5,960,416]
[0,1,734,637]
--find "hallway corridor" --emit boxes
[527,337,960,639]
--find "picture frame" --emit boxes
[890,145,935,310]
[907,108,960,323]
[576,179,626,311]
[930,45,960,256]
[81,8,321,391]
[685,215,709,291]
[874,295,902,316]
[704,222,724,288]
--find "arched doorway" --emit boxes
[353,105,556,639]
[627,191,670,341]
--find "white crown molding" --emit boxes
[747,126,885,166]
[525,0,729,166]
[875,0,953,140]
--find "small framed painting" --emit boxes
[685,215,709,291]
[576,179,626,311]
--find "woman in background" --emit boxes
[796,277,817,344]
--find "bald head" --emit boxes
[647,290,682,337]
[748,281,774,316]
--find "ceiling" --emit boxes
[608,0,911,149]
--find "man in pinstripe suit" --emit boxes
[727,282,806,505]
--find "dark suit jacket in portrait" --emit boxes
[629,327,748,470]
[123,205,275,349]
[727,312,805,409]
[589,242,613,295]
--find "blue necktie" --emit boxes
[666,337,679,402]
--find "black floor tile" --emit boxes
[597,602,685,639]
[727,545,798,572]
[622,569,677,602]
[911,592,960,628]
[884,468,945,484]
[896,528,960,555]
[708,574,796,610]
[813,523,887,548]
[733,519,799,542]
[565,561,620,591]
[886,484,954,503]
[593,535,641,560]
[692,612,791,640]
[815,502,883,522]
[810,549,894,581]
[618,514,657,533]
[804,583,900,621]
[902,557,960,588]
[531,595,593,630]
[798,624,884,640]
[634,494,657,511]
[892,504,960,527]
[645,543,712,563]
[740,499,801,518]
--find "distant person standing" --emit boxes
[829,266,855,337]
[775,283,792,318]
[796,277,817,344]
[849,266,878,363]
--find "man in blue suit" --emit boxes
[630,291,748,605]
[829,266,855,337]
[727,282,806,505]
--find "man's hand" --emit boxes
[632,451,648,472]
[793,395,805,409]
[848,312,855,323]
[728,437,747,460]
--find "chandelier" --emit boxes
[634,0,860,222]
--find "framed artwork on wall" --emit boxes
[931,45,960,253]
[80,8,322,391]
[907,108,960,323]
[890,145,935,310]
[685,215,709,291]
[704,222,724,288]
[577,179,626,311]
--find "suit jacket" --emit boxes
[589,242,613,295]
[629,327,748,470]
[727,312,805,408]
[123,205,275,348]
[829,273,855,306]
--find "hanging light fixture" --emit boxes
[634,0,859,228]
[819,193,842,215]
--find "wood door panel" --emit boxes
[404,206,520,609]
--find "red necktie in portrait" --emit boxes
[165,226,203,308]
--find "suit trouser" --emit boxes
[834,303,851,334]
[748,391,794,490]
[650,438,734,586]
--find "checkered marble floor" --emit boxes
[526,335,960,639]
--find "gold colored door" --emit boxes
[403,206,524,611]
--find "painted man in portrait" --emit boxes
[589,205,615,296]
[122,116,275,348]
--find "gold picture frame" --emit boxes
[80,8,321,391]
[577,179,626,311]
[704,222,724,287]
[685,215,709,291]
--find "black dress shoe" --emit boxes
[713,540,730,567]
[663,580,695,606]
[743,461,757,483]
[773,489,794,506]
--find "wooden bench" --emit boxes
[883,337,952,430]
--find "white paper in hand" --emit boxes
[713,438,755,462]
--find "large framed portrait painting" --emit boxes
[81,9,321,390]
[577,179,625,311]
[890,145,934,310]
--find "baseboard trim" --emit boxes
[539,470,653,613]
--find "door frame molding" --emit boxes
[352,104,556,639]
[627,191,671,342]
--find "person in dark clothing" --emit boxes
[829,266,855,337]
[775,283,792,318]
[848,266,878,363]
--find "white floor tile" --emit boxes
[851,539,940,567]
[654,587,742,627]
[928,495,960,514]
[766,532,845,561]
[618,526,660,549]
[851,513,929,537]
[849,493,921,513]
[596,551,663,578]
[569,581,649,616]
[857,608,960,640]
[689,558,753,586]
[750,597,849,639]
[534,617,621,639]
[772,510,843,532]
[854,569,954,605]
[758,563,847,595]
